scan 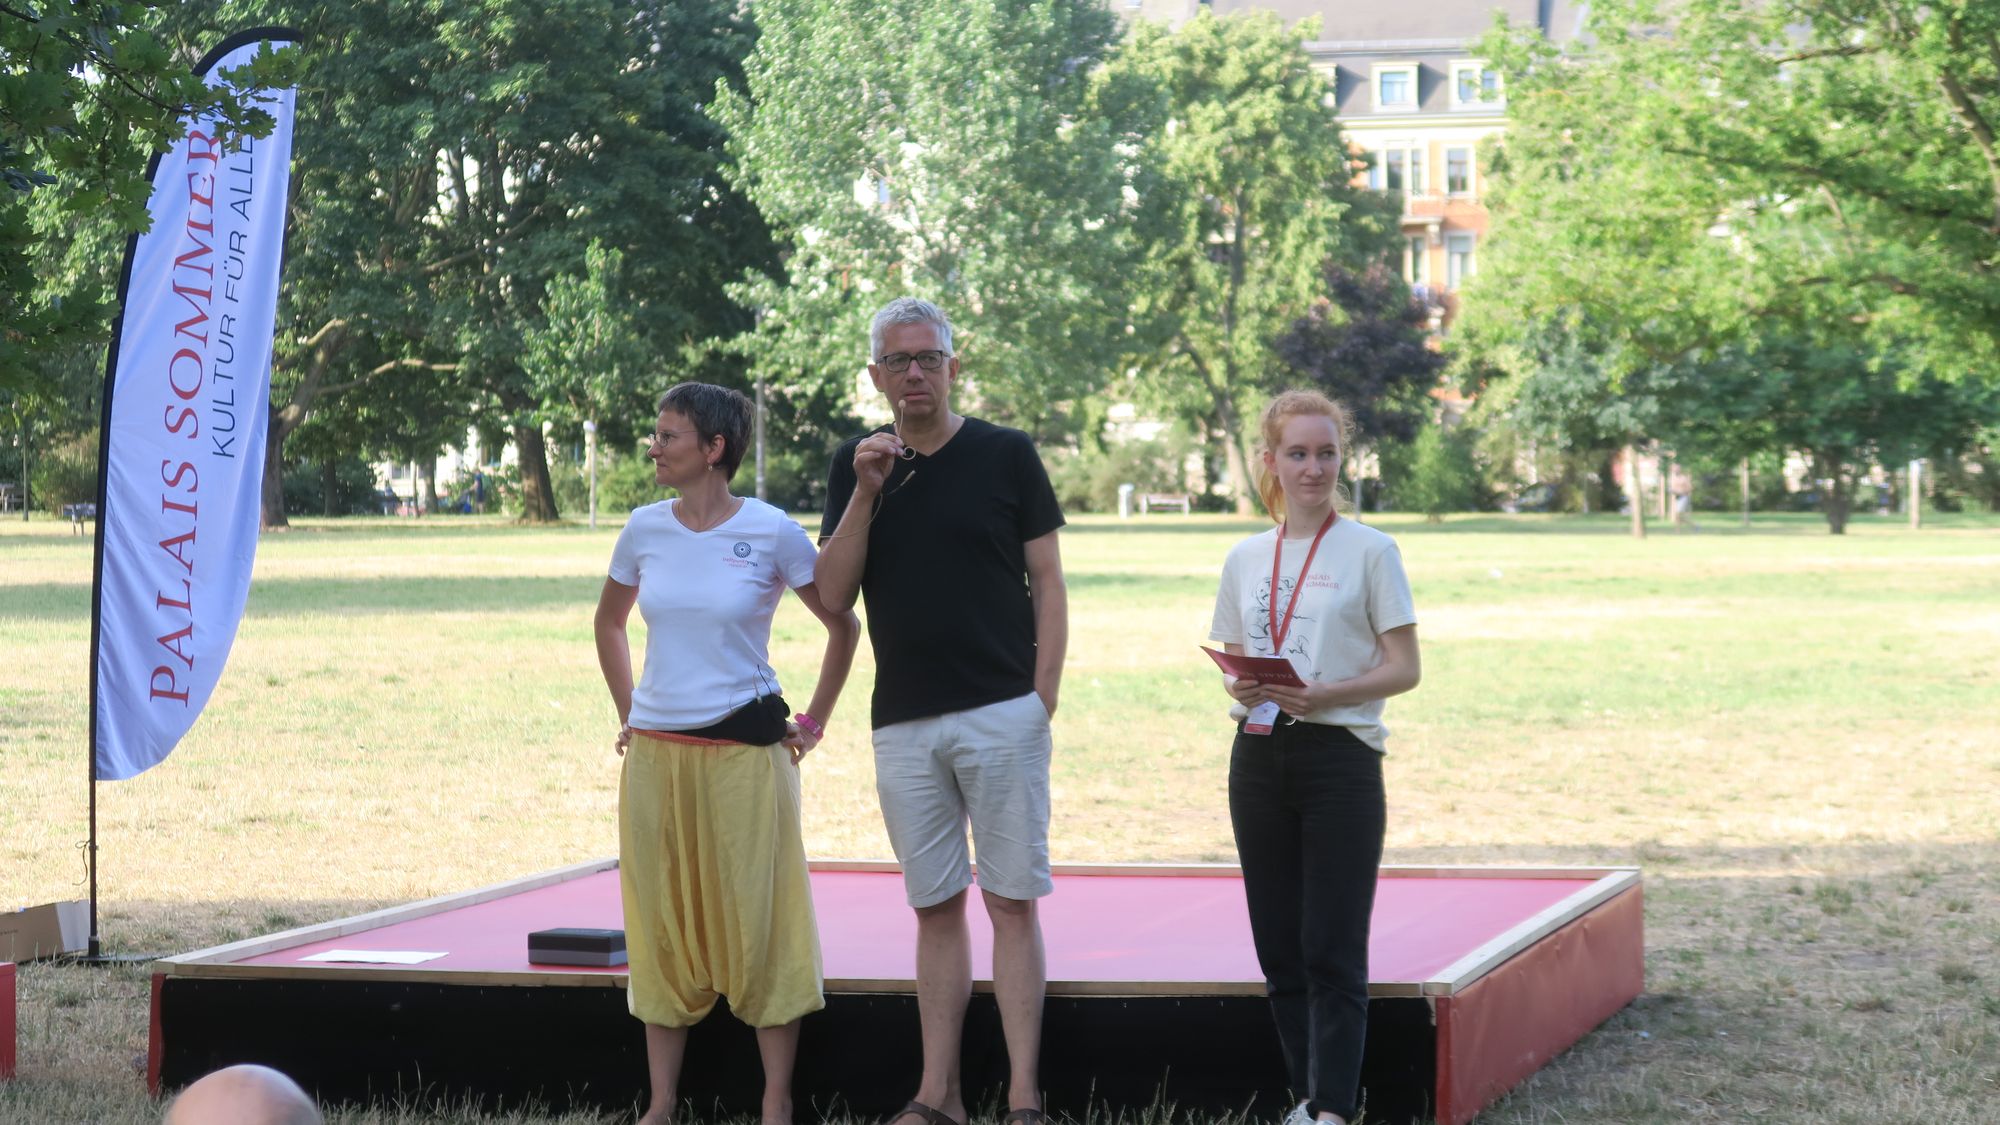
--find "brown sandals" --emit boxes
[887,1101,964,1125]
[885,1101,1047,1125]
[888,1096,1048,1120]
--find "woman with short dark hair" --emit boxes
[595,381,859,1125]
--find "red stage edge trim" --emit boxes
[147,971,165,1095]
[1,961,16,1081]
[1433,883,1645,1125]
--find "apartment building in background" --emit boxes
[1112,1,1587,332]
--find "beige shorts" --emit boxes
[871,691,1054,908]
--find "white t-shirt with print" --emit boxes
[608,497,818,731]
[1209,516,1418,752]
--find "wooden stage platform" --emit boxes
[150,861,1642,1124]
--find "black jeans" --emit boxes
[1228,720,1386,1122]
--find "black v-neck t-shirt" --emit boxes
[820,417,1065,729]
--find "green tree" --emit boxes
[352,0,764,522]
[168,0,766,526]
[1392,422,1482,522]
[1476,0,2000,372]
[1465,0,2000,534]
[711,0,1147,443]
[1108,11,1395,514]
[1478,316,1683,535]
[3,187,123,516]
[1273,261,1447,505]
[2,2,294,394]
[522,241,651,444]
[1675,331,2000,533]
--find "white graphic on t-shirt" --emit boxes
[1248,575,1317,677]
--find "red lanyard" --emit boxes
[1267,510,1337,654]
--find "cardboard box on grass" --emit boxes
[1,901,88,963]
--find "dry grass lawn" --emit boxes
[3,509,1998,1123]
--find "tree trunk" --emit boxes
[1222,188,1255,518]
[1658,451,1671,521]
[1814,451,1851,535]
[1558,460,1586,514]
[514,422,560,522]
[1594,452,1621,513]
[1214,393,1258,517]
[258,320,350,531]
[1740,458,1751,526]
[261,420,289,530]
[423,455,441,513]
[322,460,337,517]
[1197,422,1221,498]
[1624,445,1646,539]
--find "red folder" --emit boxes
[1199,646,1305,688]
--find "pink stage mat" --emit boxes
[226,865,1611,994]
[158,861,1644,1125]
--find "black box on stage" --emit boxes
[527,927,627,967]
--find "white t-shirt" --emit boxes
[608,497,818,731]
[1209,517,1418,752]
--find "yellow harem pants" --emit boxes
[619,737,824,1028]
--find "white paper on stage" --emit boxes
[93,34,297,780]
[297,949,449,965]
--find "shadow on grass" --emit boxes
[1065,572,1219,594]
[1385,514,1822,536]
[1058,511,1996,538]
[6,571,1213,620]
[1,582,89,619]
[1063,513,1672,537]
[0,575,603,621]
[1065,518,1270,536]
[264,517,606,539]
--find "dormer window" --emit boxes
[1450,60,1504,109]
[1373,64,1418,112]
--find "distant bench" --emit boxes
[62,503,96,535]
[1139,493,1192,515]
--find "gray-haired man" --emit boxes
[816,297,1068,1125]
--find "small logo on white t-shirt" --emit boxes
[733,542,752,558]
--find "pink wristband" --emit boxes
[794,712,825,740]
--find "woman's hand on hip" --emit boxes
[781,721,820,765]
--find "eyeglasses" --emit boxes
[876,350,950,373]
[648,429,700,448]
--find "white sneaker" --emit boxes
[1280,1101,1313,1125]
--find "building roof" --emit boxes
[1206,0,1586,46]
